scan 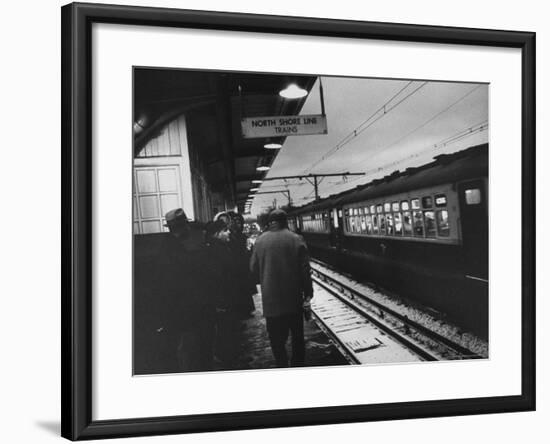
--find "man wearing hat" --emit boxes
[250,209,313,367]
[154,208,216,372]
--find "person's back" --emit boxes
[251,227,307,317]
[250,209,313,367]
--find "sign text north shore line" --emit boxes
[251,116,320,128]
[241,114,328,138]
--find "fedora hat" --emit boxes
[164,208,189,226]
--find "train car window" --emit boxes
[338,210,343,218]
[411,198,421,210]
[361,216,367,232]
[401,200,410,211]
[372,214,379,234]
[422,196,433,208]
[364,207,369,215]
[465,188,482,205]
[370,204,376,214]
[376,204,383,213]
[394,213,403,235]
[379,214,386,234]
[413,211,424,236]
[403,211,413,235]
[436,210,450,237]
[435,194,447,207]
[384,202,391,212]
[392,202,400,212]
[386,214,394,235]
[366,215,373,234]
[424,211,436,238]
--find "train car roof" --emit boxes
[289,143,487,215]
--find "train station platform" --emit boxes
[218,293,348,371]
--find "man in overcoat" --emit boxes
[250,209,313,367]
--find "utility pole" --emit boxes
[260,172,364,201]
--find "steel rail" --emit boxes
[312,275,440,361]
[310,261,484,360]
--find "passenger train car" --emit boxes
[288,143,488,338]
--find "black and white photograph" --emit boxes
[133,68,489,375]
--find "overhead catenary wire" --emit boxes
[333,120,489,190]
[303,81,427,173]
[352,84,484,168]
[295,120,488,208]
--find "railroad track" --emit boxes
[309,258,485,363]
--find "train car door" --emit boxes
[334,207,344,249]
[458,179,488,279]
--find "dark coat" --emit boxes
[250,227,313,317]
[228,232,256,314]
[155,235,215,331]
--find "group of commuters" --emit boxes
[154,207,313,373]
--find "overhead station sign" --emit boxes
[241,114,328,139]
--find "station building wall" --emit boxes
[133,114,216,234]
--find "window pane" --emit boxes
[160,194,179,215]
[424,211,436,238]
[361,216,366,232]
[136,169,157,193]
[392,202,400,212]
[384,202,391,212]
[394,213,403,235]
[435,194,447,207]
[364,207,369,215]
[142,220,161,234]
[376,204,383,213]
[413,211,424,237]
[139,195,160,218]
[465,188,482,205]
[401,200,410,211]
[370,205,376,214]
[436,210,450,237]
[158,168,178,192]
[422,196,433,208]
[379,214,386,234]
[366,215,373,234]
[411,198,421,209]
[403,211,413,235]
[386,214,394,235]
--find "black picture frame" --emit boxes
[61,2,536,440]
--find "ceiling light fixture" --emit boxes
[264,142,282,149]
[279,83,307,99]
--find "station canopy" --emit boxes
[134,69,317,212]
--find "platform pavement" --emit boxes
[225,293,348,370]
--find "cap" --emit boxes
[267,209,287,224]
